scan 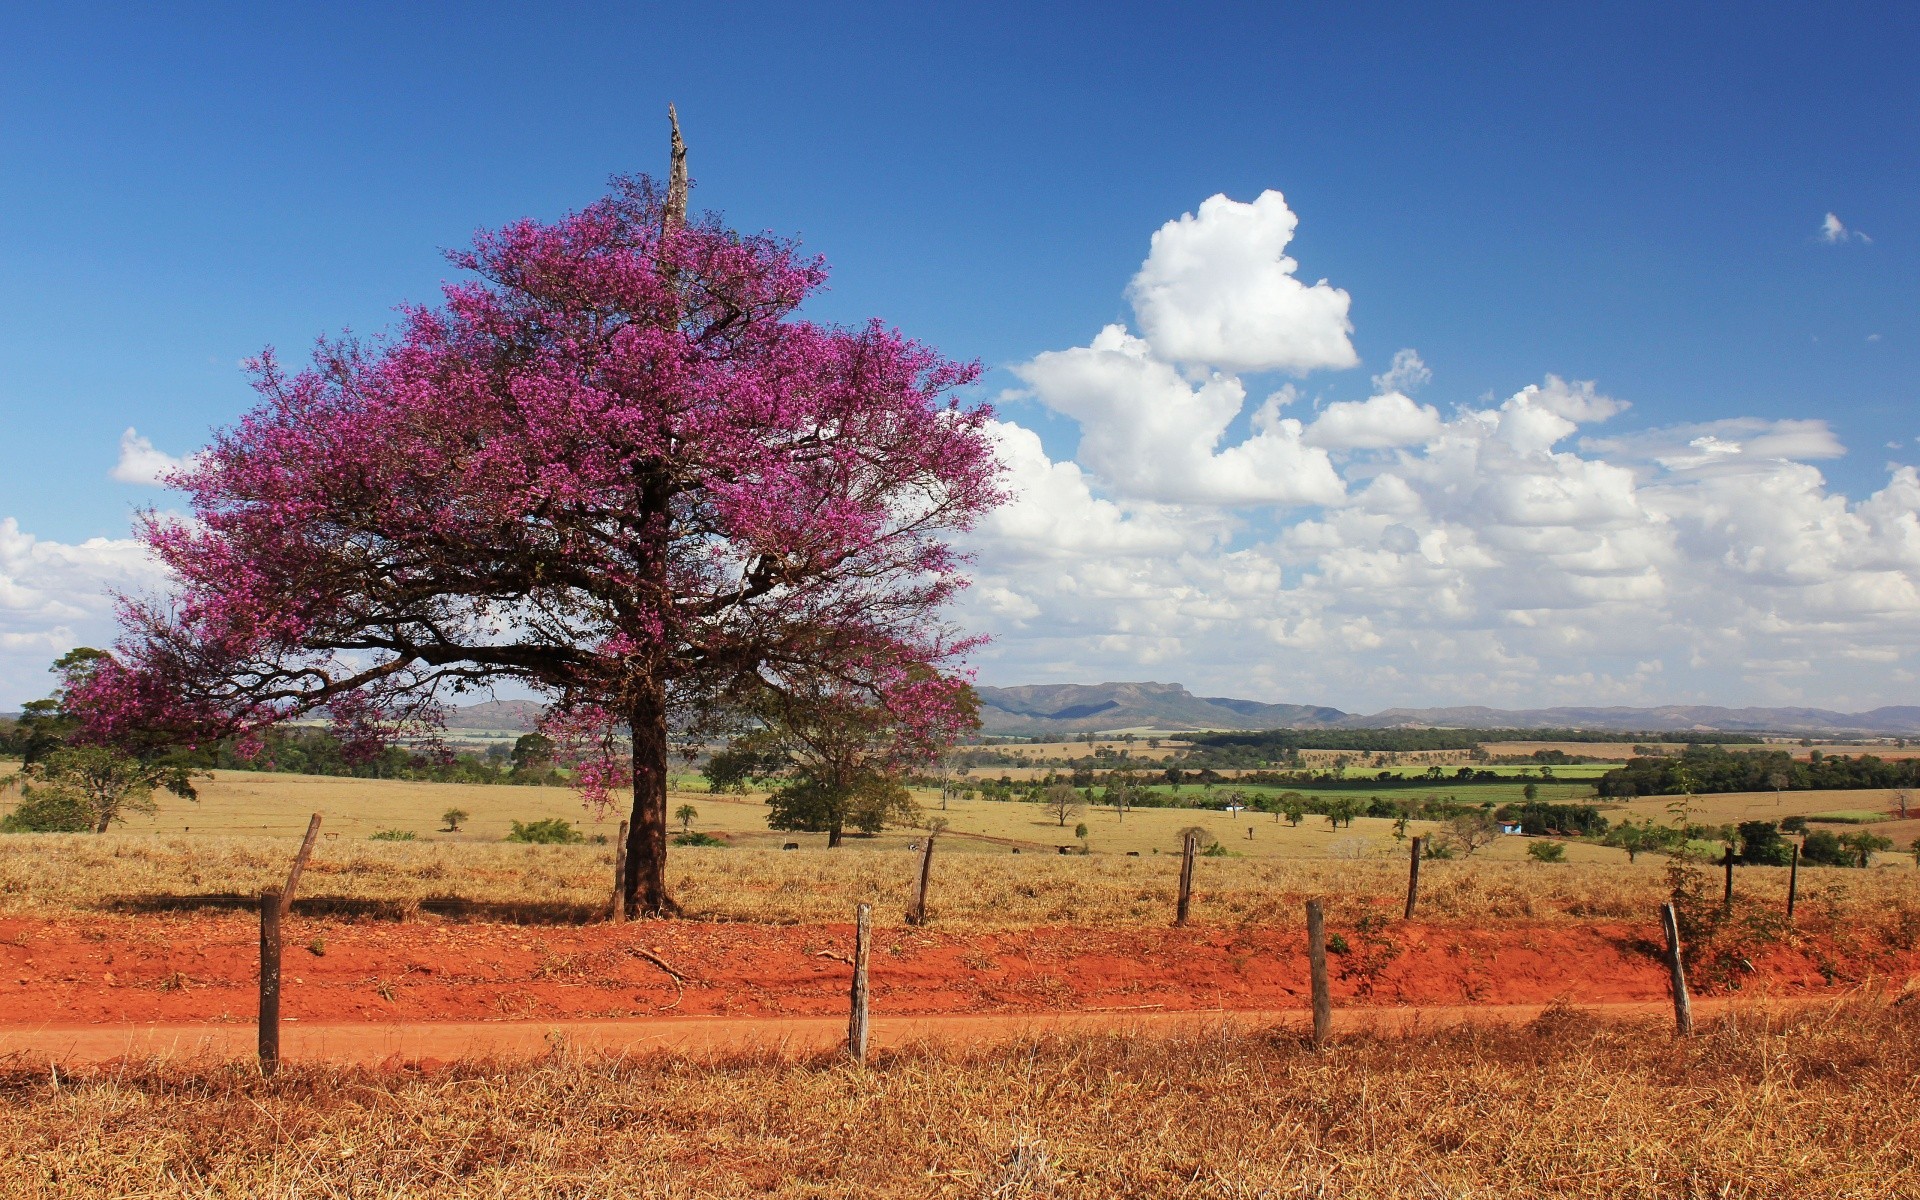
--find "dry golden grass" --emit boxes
[4,831,1916,930]
[5,995,1918,1197]
[1615,788,1910,828]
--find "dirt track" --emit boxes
[9,909,1917,1063]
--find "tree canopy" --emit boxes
[73,117,1002,912]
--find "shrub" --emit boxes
[440,807,469,833]
[1737,821,1793,866]
[506,818,584,844]
[1801,830,1852,866]
[671,831,726,847]
[0,787,94,833]
[369,829,417,841]
[1527,841,1567,863]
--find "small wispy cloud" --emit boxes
[1370,348,1432,395]
[1819,212,1871,244]
[110,428,198,486]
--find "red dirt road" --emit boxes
[4,913,1912,1062]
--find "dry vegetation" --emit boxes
[4,995,1917,1197]
[3,832,1916,931]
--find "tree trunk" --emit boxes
[625,680,672,916]
[828,820,843,849]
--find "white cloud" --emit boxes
[1370,348,1431,395]
[1819,212,1871,244]
[1012,325,1345,506]
[966,193,1920,711]
[1303,392,1444,450]
[0,518,167,705]
[1127,191,1357,374]
[110,428,198,486]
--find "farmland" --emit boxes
[6,765,1920,1200]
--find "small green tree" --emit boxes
[1841,830,1894,867]
[1604,820,1664,863]
[674,803,699,834]
[767,771,916,845]
[1527,841,1567,863]
[1522,782,1539,801]
[0,787,93,832]
[2,745,199,834]
[441,807,470,833]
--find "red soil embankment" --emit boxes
[5,914,1909,1031]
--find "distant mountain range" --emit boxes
[971,682,1920,738]
[439,699,546,732]
[22,685,1902,741]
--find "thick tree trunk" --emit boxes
[625,679,672,915]
[828,820,843,849]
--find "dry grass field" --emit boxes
[6,995,1919,1197]
[5,828,1916,930]
[1612,788,1913,827]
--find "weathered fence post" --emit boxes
[611,819,630,923]
[1404,836,1423,920]
[1306,899,1331,1050]
[1175,830,1198,927]
[1722,845,1735,913]
[1786,841,1800,922]
[905,833,937,926]
[1659,902,1693,1037]
[848,902,872,1064]
[279,813,322,918]
[259,889,283,1075]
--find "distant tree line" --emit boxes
[202,726,570,787]
[1597,746,1920,797]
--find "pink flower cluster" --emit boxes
[77,173,1006,800]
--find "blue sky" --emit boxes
[2,3,1916,710]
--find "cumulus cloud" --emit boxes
[1303,392,1444,450]
[1819,212,1870,244]
[1012,325,1346,506]
[1127,191,1357,374]
[968,193,1920,710]
[0,517,167,705]
[110,428,198,486]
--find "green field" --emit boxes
[2,765,1631,863]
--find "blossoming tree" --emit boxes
[77,115,1003,914]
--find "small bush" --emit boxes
[672,831,727,847]
[1527,841,1567,863]
[0,788,93,833]
[440,808,469,833]
[506,818,584,844]
[369,829,417,841]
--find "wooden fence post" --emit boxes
[848,902,872,1064]
[259,889,282,1075]
[1786,842,1800,923]
[1306,899,1331,1050]
[1659,902,1694,1037]
[905,833,937,926]
[278,814,322,918]
[1175,831,1198,927]
[1404,836,1423,920]
[611,819,630,923]
[1722,845,1735,913]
